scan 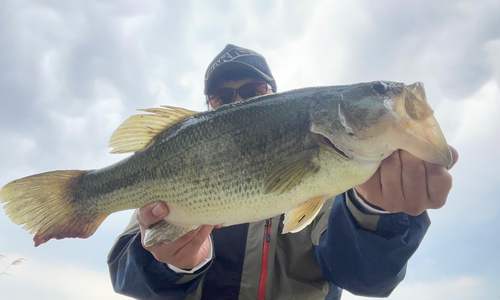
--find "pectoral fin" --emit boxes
[109,106,199,154]
[263,149,320,195]
[282,196,327,234]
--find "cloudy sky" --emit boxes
[1,0,499,299]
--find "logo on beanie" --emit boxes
[206,47,262,80]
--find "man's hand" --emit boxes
[137,202,213,270]
[355,145,459,216]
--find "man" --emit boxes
[108,44,458,299]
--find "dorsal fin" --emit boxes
[108,105,199,154]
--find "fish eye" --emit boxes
[372,82,388,94]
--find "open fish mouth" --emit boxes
[388,82,453,167]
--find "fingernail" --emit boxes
[152,204,164,217]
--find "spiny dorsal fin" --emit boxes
[282,196,326,234]
[263,149,320,195]
[109,105,199,154]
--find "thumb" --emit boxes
[137,202,169,227]
[446,145,459,170]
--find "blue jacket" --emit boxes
[107,191,430,299]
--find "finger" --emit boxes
[150,225,213,269]
[447,145,459,170]
[137,202,169,227]
[379,150,405,212]
[144,226,206,262]
[424,161,452,210]
[171,225,214,268]
[355,167,382,202]
[400,150,428,216]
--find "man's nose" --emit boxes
[234,94,244,103]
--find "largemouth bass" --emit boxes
[1,81,452,247]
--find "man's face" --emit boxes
[208,78,274,111]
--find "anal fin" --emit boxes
[144,220,197,247]
[282,196,327,234]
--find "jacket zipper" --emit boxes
[257,218,271,300]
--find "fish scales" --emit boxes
[78,94,314,224]
[0,81,452,246]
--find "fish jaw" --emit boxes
[385,82,452,167]
[308,81,451,167]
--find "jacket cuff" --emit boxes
[344,190,429,238]
[351,189,390,214]
[167,235,214,275]
[345,190,381,231]
[122,231,211,286]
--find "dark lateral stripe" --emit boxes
[201,223,249,299]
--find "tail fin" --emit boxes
[1,170,109,247]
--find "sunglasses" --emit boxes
[208,82,272,108]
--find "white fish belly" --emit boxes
[164,148,380,228]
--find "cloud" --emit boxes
[0,253,127,300]
[1,0,500,299]
[343,276,496,300]
[432,77,500,219]
[330,0,500,100]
